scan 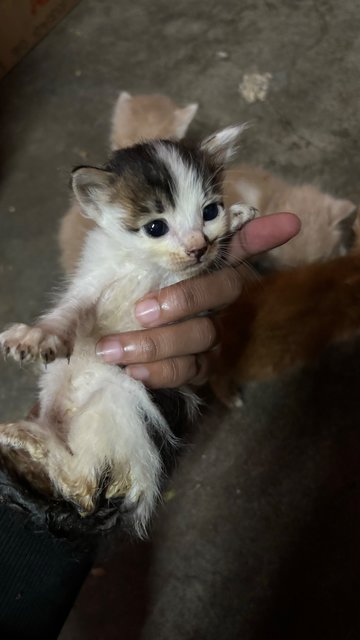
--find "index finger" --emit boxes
[229,212,301,259]
[135,212,300,327]
[135,267,244,327]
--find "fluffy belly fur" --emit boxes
[0,350,191,536]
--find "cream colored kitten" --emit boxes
[0,126,256,536]
[59,92,198,274]
[224,164,357,269]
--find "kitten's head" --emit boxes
[72,125,245,276]
[110,91,198,150]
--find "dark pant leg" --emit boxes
[0,506,97,640]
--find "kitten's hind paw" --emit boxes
[0,323,71,365]
[0,420,49,460]
[104,458,161,537]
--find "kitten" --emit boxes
[224,164,357,269]
[59,92,198,275]
[0,126,256,535]
[210,252,360,408]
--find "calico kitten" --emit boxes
[0,126,256,535]
[59,92,198,275]
[224,164,357,270]
[210,252,360,408]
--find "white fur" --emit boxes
[201,124,248,162]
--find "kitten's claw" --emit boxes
[0,323,72,365]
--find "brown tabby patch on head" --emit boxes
[106,143,176,227]
[104,140,223,230]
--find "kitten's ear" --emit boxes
[72,167,114,222]
[332,201,358,252]
[331,200,358,226]
[117,91,132,105]
[173,103,198,139]
[201,124,247,164]
[110,91,132,150]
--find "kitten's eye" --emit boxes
[203,202,220,221]
[143,219,169,238]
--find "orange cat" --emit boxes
[224,164,357,269]
[59,92,198,274]
[210,252,360,407]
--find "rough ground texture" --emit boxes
[1,0,360,638]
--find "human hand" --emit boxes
[96,213,300,388]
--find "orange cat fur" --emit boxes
[224,165,357,269]
[59,92,198,274]
[210,252,360,407]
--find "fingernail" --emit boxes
[135,299,160,326]
[96,338,123,363]
[125,365,149,381]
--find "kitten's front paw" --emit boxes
[0,323,71,364]
[229,203,258,232]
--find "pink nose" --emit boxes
[187,246,207,262]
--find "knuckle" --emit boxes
[167,282,200,317]
[191,354,210,385]
[139,334,159,361]
[164,358,181,386]
[196,317,218,351]
[220,268,243,301]
[180,287,197,315]
[163,356,197,387]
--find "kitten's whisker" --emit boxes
[218,252,261,285]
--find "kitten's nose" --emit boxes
[187,246,207,262]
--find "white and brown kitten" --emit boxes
[224,164,357,269]
[59,92,198,275]
[0,126,256,536]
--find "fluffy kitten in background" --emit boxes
[210,251,360,408]
[0,125,256,535]
[224,164,357,269]
[59,92,198,274]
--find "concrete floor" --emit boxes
[1,0,360,638]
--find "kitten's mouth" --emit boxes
[182,252,218,274]
[172,245,220,274]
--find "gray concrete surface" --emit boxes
[1,0,360,638]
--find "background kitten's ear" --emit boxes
[201,124,247,164]
[110,91,132,149]
[117,91,132,104]
[332,200,358,252]
[173,103,198,139]
[72,167,114,222]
